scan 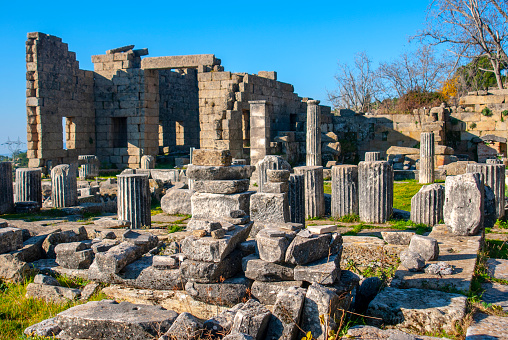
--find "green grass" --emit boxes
[485,240,508,259]
[331,214,360,223]
[0,209,69,222]
[150,201,163,216]
[167,225,185,233]
[324,182,331,195]
[393,180,425,211]
[0,274,107,340]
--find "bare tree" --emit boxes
[377,45,452,97]
[420,0,508,89]
[327,52,381,112]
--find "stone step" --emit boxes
[466,313,508,339]
[481,282,508,312]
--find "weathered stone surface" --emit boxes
[34,274,60,286]
[140,155,155,169]
[15,168,42,207]
[250,193,289,223]
[186,165,255,181]
[425,262,454,275]
[94,242,142,274]
[294,166,325,218]
[193,149,232,166]
[408,235,439,261]
[204,302,244,336]
[347,325,446,339]
[153,255,179,270]
[419,132,435,184]
[80,282,101,300]
[266,169,290,183]
[42,227,88,258]
[26,283,80,303]
[285,233,334,265]
[187,219,221,232]
[185,276,252,306]
[262,182,289,193]
[24,317,62,338]
[443,172,484,236]
[161,312,203,340]
[180,249,242,283]
[117,174,151,229]
[410,184,444,227]
[0,227,23,254]
[250,280,303,305]
[356,277,383,313]
[288,174,305,225]
[266,286,306,340]
[467,163,506,219]
[244,258,295,282]
[92,239,120,254]
[223,333,255,340]
[358,161,393,223]
[307,225,338,234]
[381,231,415,245]
[256,156,291,193]
[122,230,158,253]
[56,300,178,340]
[465,313,508,339]
[0,256,30,282]
[400,250,425,272]
[306,100,322,166]
[256,228,295,263]
[161,188,193,215]
[181,224,251,262]
[331,165,359,218]
[191,192,253,220]
[55,241,94,269]
[366,287,467,334]
[294,253,341,285]
[301,283,340,340]
[364,152,381,162]
[0,162,14,214]
[486,258,508,280]
[93,217,131,229]
[51,164,78,208]
[231,299,271,340]
[483,185,497,230]
[193,179,250,194]
[386,146,420,155]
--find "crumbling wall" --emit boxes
[26,33,95,169]
[158,69,199,153]
[92,48,159,169]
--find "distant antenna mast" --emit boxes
[2,137,25,162]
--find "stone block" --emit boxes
[185,276,252,307]
[0,227,23,254]
[33,274,60,286]
[250,193,289,223]
[408,235,439,261]
[256,228,296,263]
[179,249,242,283]
[466,313,508,339]
[94,242,143,274]
[262,182,289,193]
[301,283,340,340]
[294,253,341,285]
[160,188,193,215]
[26,283,81,304]
[191,192,253,220]
[244,258,295,282]
[380,231,415,245]
[266,286,306,340]
[231,299,271,340]
[186,165,255,181]
[250,280,303,305]
[399,250,425,272]
[285,233,336,265]
[193,179,250,194]
[266,169,290,182]
[181,224,252,262]
[55,242,94,269]
[161,312,203,340]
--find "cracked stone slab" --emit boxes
[481,282,508,312]
[486,258,508,281]
[465,313,508,339]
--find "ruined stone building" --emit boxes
[25,32,333,170]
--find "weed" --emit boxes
[470,122,477,129]
[482,107,493,117]
[167,225,185,233]
[331,214,360,223]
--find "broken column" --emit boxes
[117,174,151,229]
[78,155,99,180]
[358,161,393,223]
[15,168,42,207]
[306,100,322,166]
[256,155,291,193]
[51,164,78,208]
[444,172,484,236]
[294,166,325,219]
[331,165,359,218]
[419,132,435,184]
[365,152,381,162]
[140,155,155,170]
[467,163,505,219]
[288,174,305,225]
[249,100,272,169]
[410,184,444,226]
[0,162,14,214]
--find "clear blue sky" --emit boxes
[0,0,429,156]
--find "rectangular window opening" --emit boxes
[112,117,128,148]
[176,121,185,146]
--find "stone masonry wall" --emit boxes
[158,69,199,153]
[93,49,159,169]
[26,33,95,169]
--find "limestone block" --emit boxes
[94,242,143,274]
[250,280,303,305]
[285,233,335,265]
[381,231,415,245]
[410,184,444,227]
[256,156,291,193]
[192,149,232,166]
[231,299,271,340]
[193,179,249,194]
[185,276,252,307]
[179,249,242,283]
[294,166,325,219]
[0,227,23,255]
[244,258,295,282]
[250,193,289,223]
[191,192,253,220]
[400,250,425,271]
[256,228,296,263]
[26,283,80,304]
[186,165,255,181]
[161,312,203,340]
[266,169,290,182]
[301,283,340,340]
[408,235,439,261]
[443,173,484,236]
[160,188,193,215]
[55,242,94,269]
[294,253,341,285]
[266,287,306,340]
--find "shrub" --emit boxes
[502,110,508,116]
[482,107,493,116]
[470,122,477,129]
[396,88,446,114]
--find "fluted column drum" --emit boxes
[306,100,322,166]
[419,132,435,184]
[0,162,14,214]
[365,152,381,162]
[140,155,155,170]
[467,163,506,219]
[117,174,151,229]
[331,165,359,218]
[410,184,444,226]
[51,164,78,208]
[358,161,393,223]
[288,174,305,225]
[15,168,42,207]
[294,166,325,219]
[78,155,99,180]
[256,155,291,193]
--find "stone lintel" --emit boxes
[141,54,220,70]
